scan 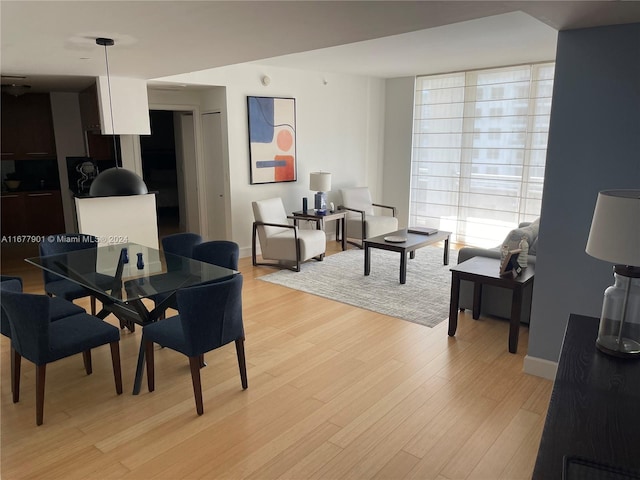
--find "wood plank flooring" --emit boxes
[0,241,551,479]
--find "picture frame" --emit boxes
[247,96,297,184]
[500,248,523,276]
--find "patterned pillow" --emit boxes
[502,218,540,252]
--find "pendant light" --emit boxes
[89,37,148,197]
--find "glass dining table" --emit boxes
[26,241,238,394]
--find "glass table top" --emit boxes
[26,242,238,304]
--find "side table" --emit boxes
[291,209,347,251]
[448,256,535,353]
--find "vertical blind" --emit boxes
[410,63,554,247]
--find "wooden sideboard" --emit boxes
[533,314,640,479]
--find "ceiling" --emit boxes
[2,1,640,93]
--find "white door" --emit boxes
[202,112,228,240]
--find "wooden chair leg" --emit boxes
[145,339,155,392]
[10,346,15,394]
[36,364,46,426]
[110,342,123,395]
[12,348,21,403]
[188,356,204,415]
[83,350,93,375]
[90,296,97,315]
[235,338,248,390]
[199,354,206,368]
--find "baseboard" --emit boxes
[523,355,558,380]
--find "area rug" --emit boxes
[258,246,457,328]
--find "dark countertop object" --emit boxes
[533,314,640,479]
[1,188,61,196]
[72,190,159,199]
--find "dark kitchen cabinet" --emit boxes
[79,83,119,161]
[0,192,27,235]
[79,83,101,131]
[1,93,57,160]
[0,190,65,237]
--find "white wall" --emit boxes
[382,77,416,228]
[157,64,386,256]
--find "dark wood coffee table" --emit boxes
[363,229,450,284]
[448,256,535,353]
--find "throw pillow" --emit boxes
[502,219,540,252]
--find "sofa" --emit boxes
[457,219,539,324]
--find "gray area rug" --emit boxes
[259,246,457,328]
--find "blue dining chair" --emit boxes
[0,276,88,326]
[142,274,246,415]
[192,240,239,270]
[151,232,204,319]
[1,289,123,425]
[161,232,203,260]
[39,233,112,315]
[1,276,87,395]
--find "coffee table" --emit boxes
[363,229,450,284]
[448,256,535,353]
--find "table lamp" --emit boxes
[586,189,640,358]
[310,172,331,215]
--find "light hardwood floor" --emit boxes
[0,240,551,480]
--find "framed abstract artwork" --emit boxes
[247,96,297,184]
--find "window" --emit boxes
[410,63,554,247]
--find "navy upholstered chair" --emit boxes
[1,276,87,395]
[1,275,86,336]
[161,232,203,259]
[39,233,112,315]
[151,232,204,318]
[1,275,24,338]
[143,274,246,415]
[1,289,122,425]
[192,240,239,270]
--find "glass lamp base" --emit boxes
[314,192,327,214]
[596,335,640,358]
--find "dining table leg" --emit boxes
[132,341,146,395]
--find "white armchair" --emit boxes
[252,198,326,272]
[340,187,398,248]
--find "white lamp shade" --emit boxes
[310,172,331,192]
[586,189,640,266]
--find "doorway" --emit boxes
[140,110,181,237]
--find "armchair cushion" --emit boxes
[346,215,399,240]
[266,229,326,262]
[341,187,376,216]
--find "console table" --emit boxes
[533,314,640,479]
